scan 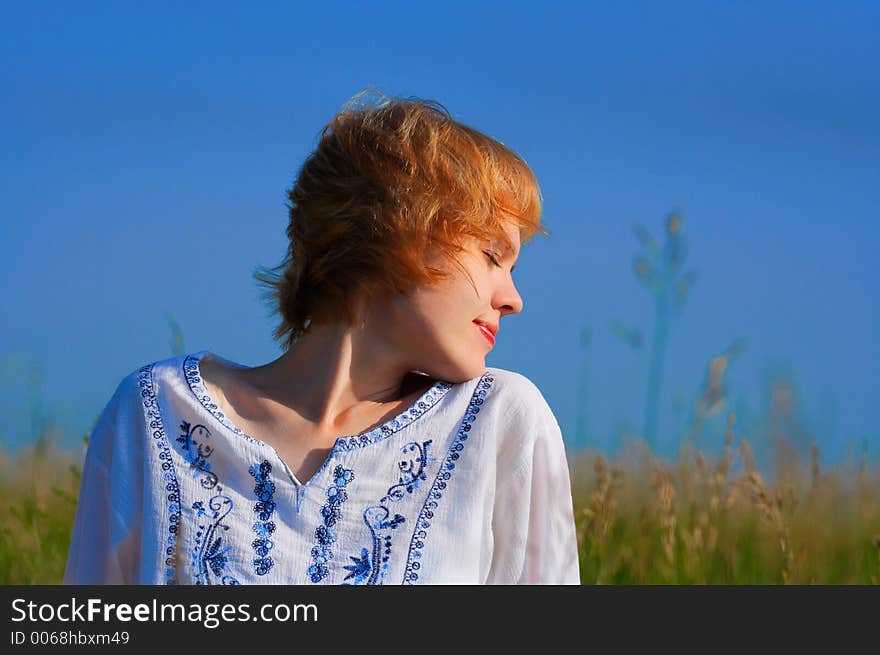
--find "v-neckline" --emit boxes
[181,350,455,489]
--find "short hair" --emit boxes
[253,88,549,351]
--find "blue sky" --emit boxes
[1,1,877,467]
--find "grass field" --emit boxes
[0,438,84,585]
[570,416,879,584]
[2,413,878,584]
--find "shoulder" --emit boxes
[477,367,563,468]
[482,366,558,427]
[87,352,193,469]
[121,350,205,402]
[96,351,194,435]
[131,351,192,380]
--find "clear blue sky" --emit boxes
[2,1,877,467]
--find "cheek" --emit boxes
[408,282,471,316]
[388,266,484,339]
[393,293,475,353]
[385,291,446,338]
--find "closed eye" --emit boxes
[484,251,501,267]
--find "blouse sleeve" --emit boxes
[64,372,144,585]
[486,407,581,585]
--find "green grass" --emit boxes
[0,440,83,585]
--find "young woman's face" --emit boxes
[379,221,524,383]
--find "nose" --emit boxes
[495,276,524,317]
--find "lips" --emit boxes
[474,321,496,346]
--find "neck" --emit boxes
[243,317,416,433]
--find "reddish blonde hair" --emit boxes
[254,89,549,350]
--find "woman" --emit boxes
[64,91,580,585]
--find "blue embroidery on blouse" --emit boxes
[388,440,435,501]
[249,460,277,576]
[343,548,373,584]
[177,420,219,488]
[343,507,405,584]
[332,382,454,453]
[402,373,495,584]
[308,465,355,583]
[137,364,183,585]
[183,354,263,446]
[343,440,435,585]
[176,418,241,585]
[191,491,241,585]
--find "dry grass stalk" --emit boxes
[708,413,738,549]
[576,454,624,585]
[745,469,798,583]
[651,464,677,577]
[739,437,757,475]
[578,454,617,546]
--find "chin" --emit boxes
[445,359,488,384]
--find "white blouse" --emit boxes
[64,350,580,585]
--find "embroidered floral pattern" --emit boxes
[343,507,405,584]
[402,373,495,584]
[249,460,277,576]
[308,465,355,583]
[343,440,435,585]
[343,548,373,584]
[387,440,435,502]
[191,492,240,585]
[177,420,219,488]
[176,414,241,585]
[137,364,183,585]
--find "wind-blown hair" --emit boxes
[254,88,549,350]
